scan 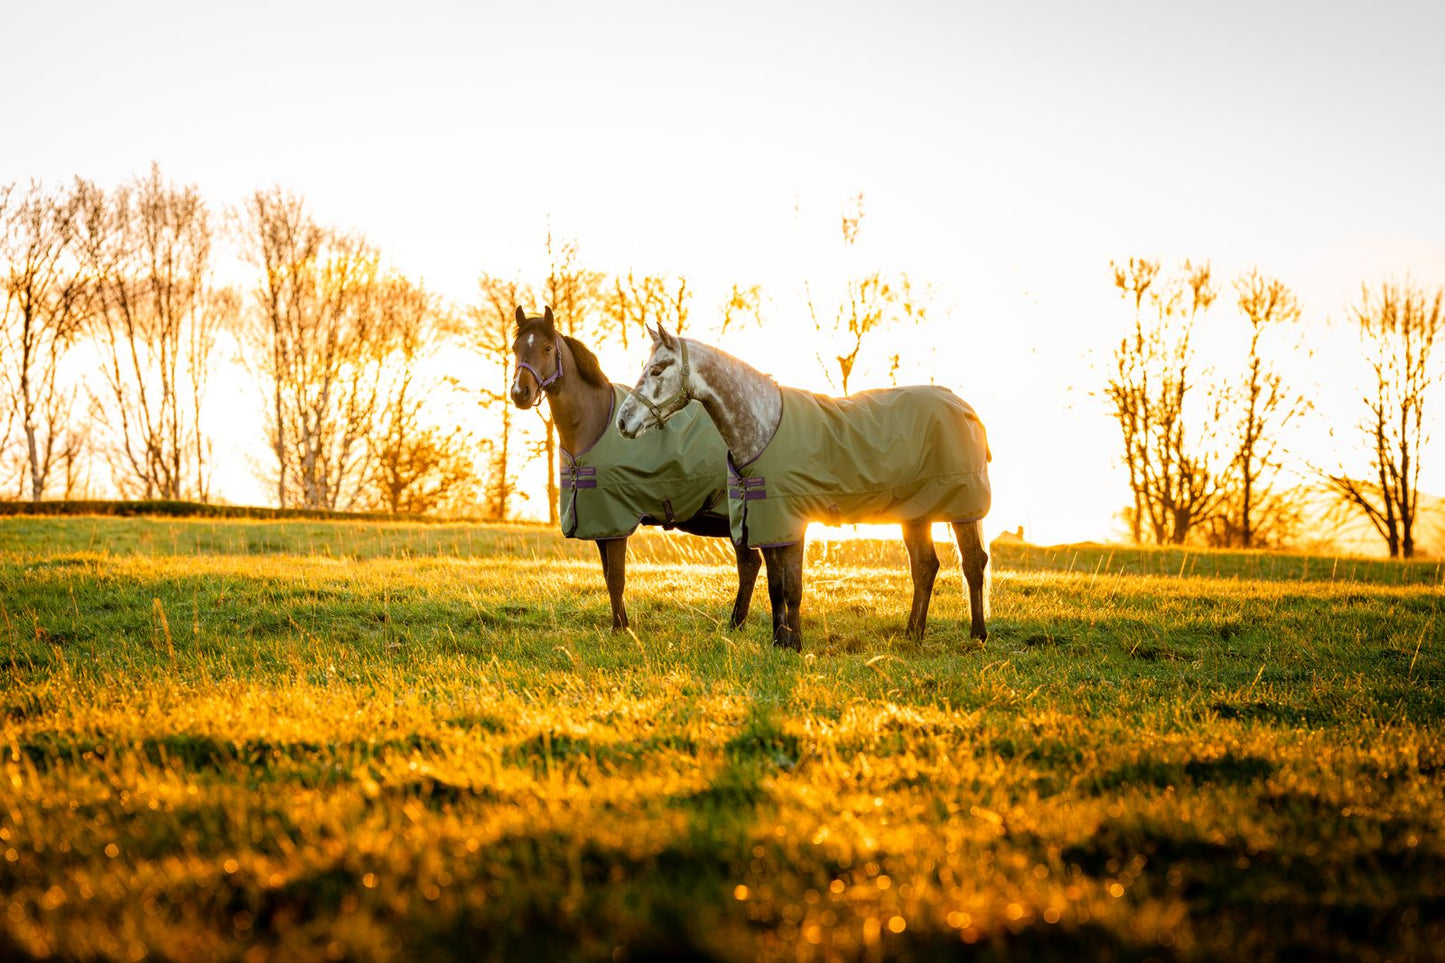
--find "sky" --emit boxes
[5,0,1445,545]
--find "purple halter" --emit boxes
[515,339,564,391]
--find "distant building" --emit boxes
[991,525,1028,546]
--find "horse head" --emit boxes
[511,305,562,408]
[616,323,693,438]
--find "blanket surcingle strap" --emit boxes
[560,385,730,540]
[560,465,596,490]
[728,384,991,549]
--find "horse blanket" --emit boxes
[728,385,991,549]
[560,385,730,540]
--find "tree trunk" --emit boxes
[25,424,43,502]
[1241,467,1253,549]
[497,403,512,520]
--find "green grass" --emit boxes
[1,515,1442,961]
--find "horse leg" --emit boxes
[902,521,940,639]
[729,541,763,629]
[951,520,989,642]
[762,546,787,644]
[780,541,805,649]
[762,542,805,651]
[595,538,629,631]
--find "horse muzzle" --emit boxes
[615,399,653,439]
[510,370,539,409]
[617,414,643,439]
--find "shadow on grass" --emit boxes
[397,669,811,961]
[14,731,441,776]
[1048,798,1445,959]
[1090,752,1277,794]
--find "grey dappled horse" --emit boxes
[615,324,990,651]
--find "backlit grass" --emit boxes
[1,516,1442,961]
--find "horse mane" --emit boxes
[562,334,609,388]
[515,316,610,389]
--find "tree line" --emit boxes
[6,167,1438,557]
[1105,257,1443,558]
[2,172,919,524]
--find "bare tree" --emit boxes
[364,277,478,515]
[1106,257,1159,542]
[605,270,691,346]
[76,165,231,500]
[807,194,928,396]
[1210,270,1310,548]
[0,380,12,484]
[468,275,535,520]
[0,186,14,471]
[368,415,477,515]
[1152,263,1226,543]
[0,180,89,501]
[1325,281,1443,559]
[1106,258,1226,544]
[719,282,764,335]
[543,228,604,342]
[192,287,240,499]
[238,188,392,510]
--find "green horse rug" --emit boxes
[726,384,991,549]
[561,385,730,540]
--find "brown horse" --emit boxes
[510,307,762,631]
[615,323,990,651]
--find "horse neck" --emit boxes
[687,340,783,465]
[546,340,614,456]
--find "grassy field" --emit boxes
[1,515,1442,962]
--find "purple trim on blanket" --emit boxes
[560,464,598,489]
[559,387,621,463]
[728,470,767,501]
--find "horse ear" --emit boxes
[544,305,555,328]
[646,324,661,345]
[655,323,678,350]
[514,306,526,329]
